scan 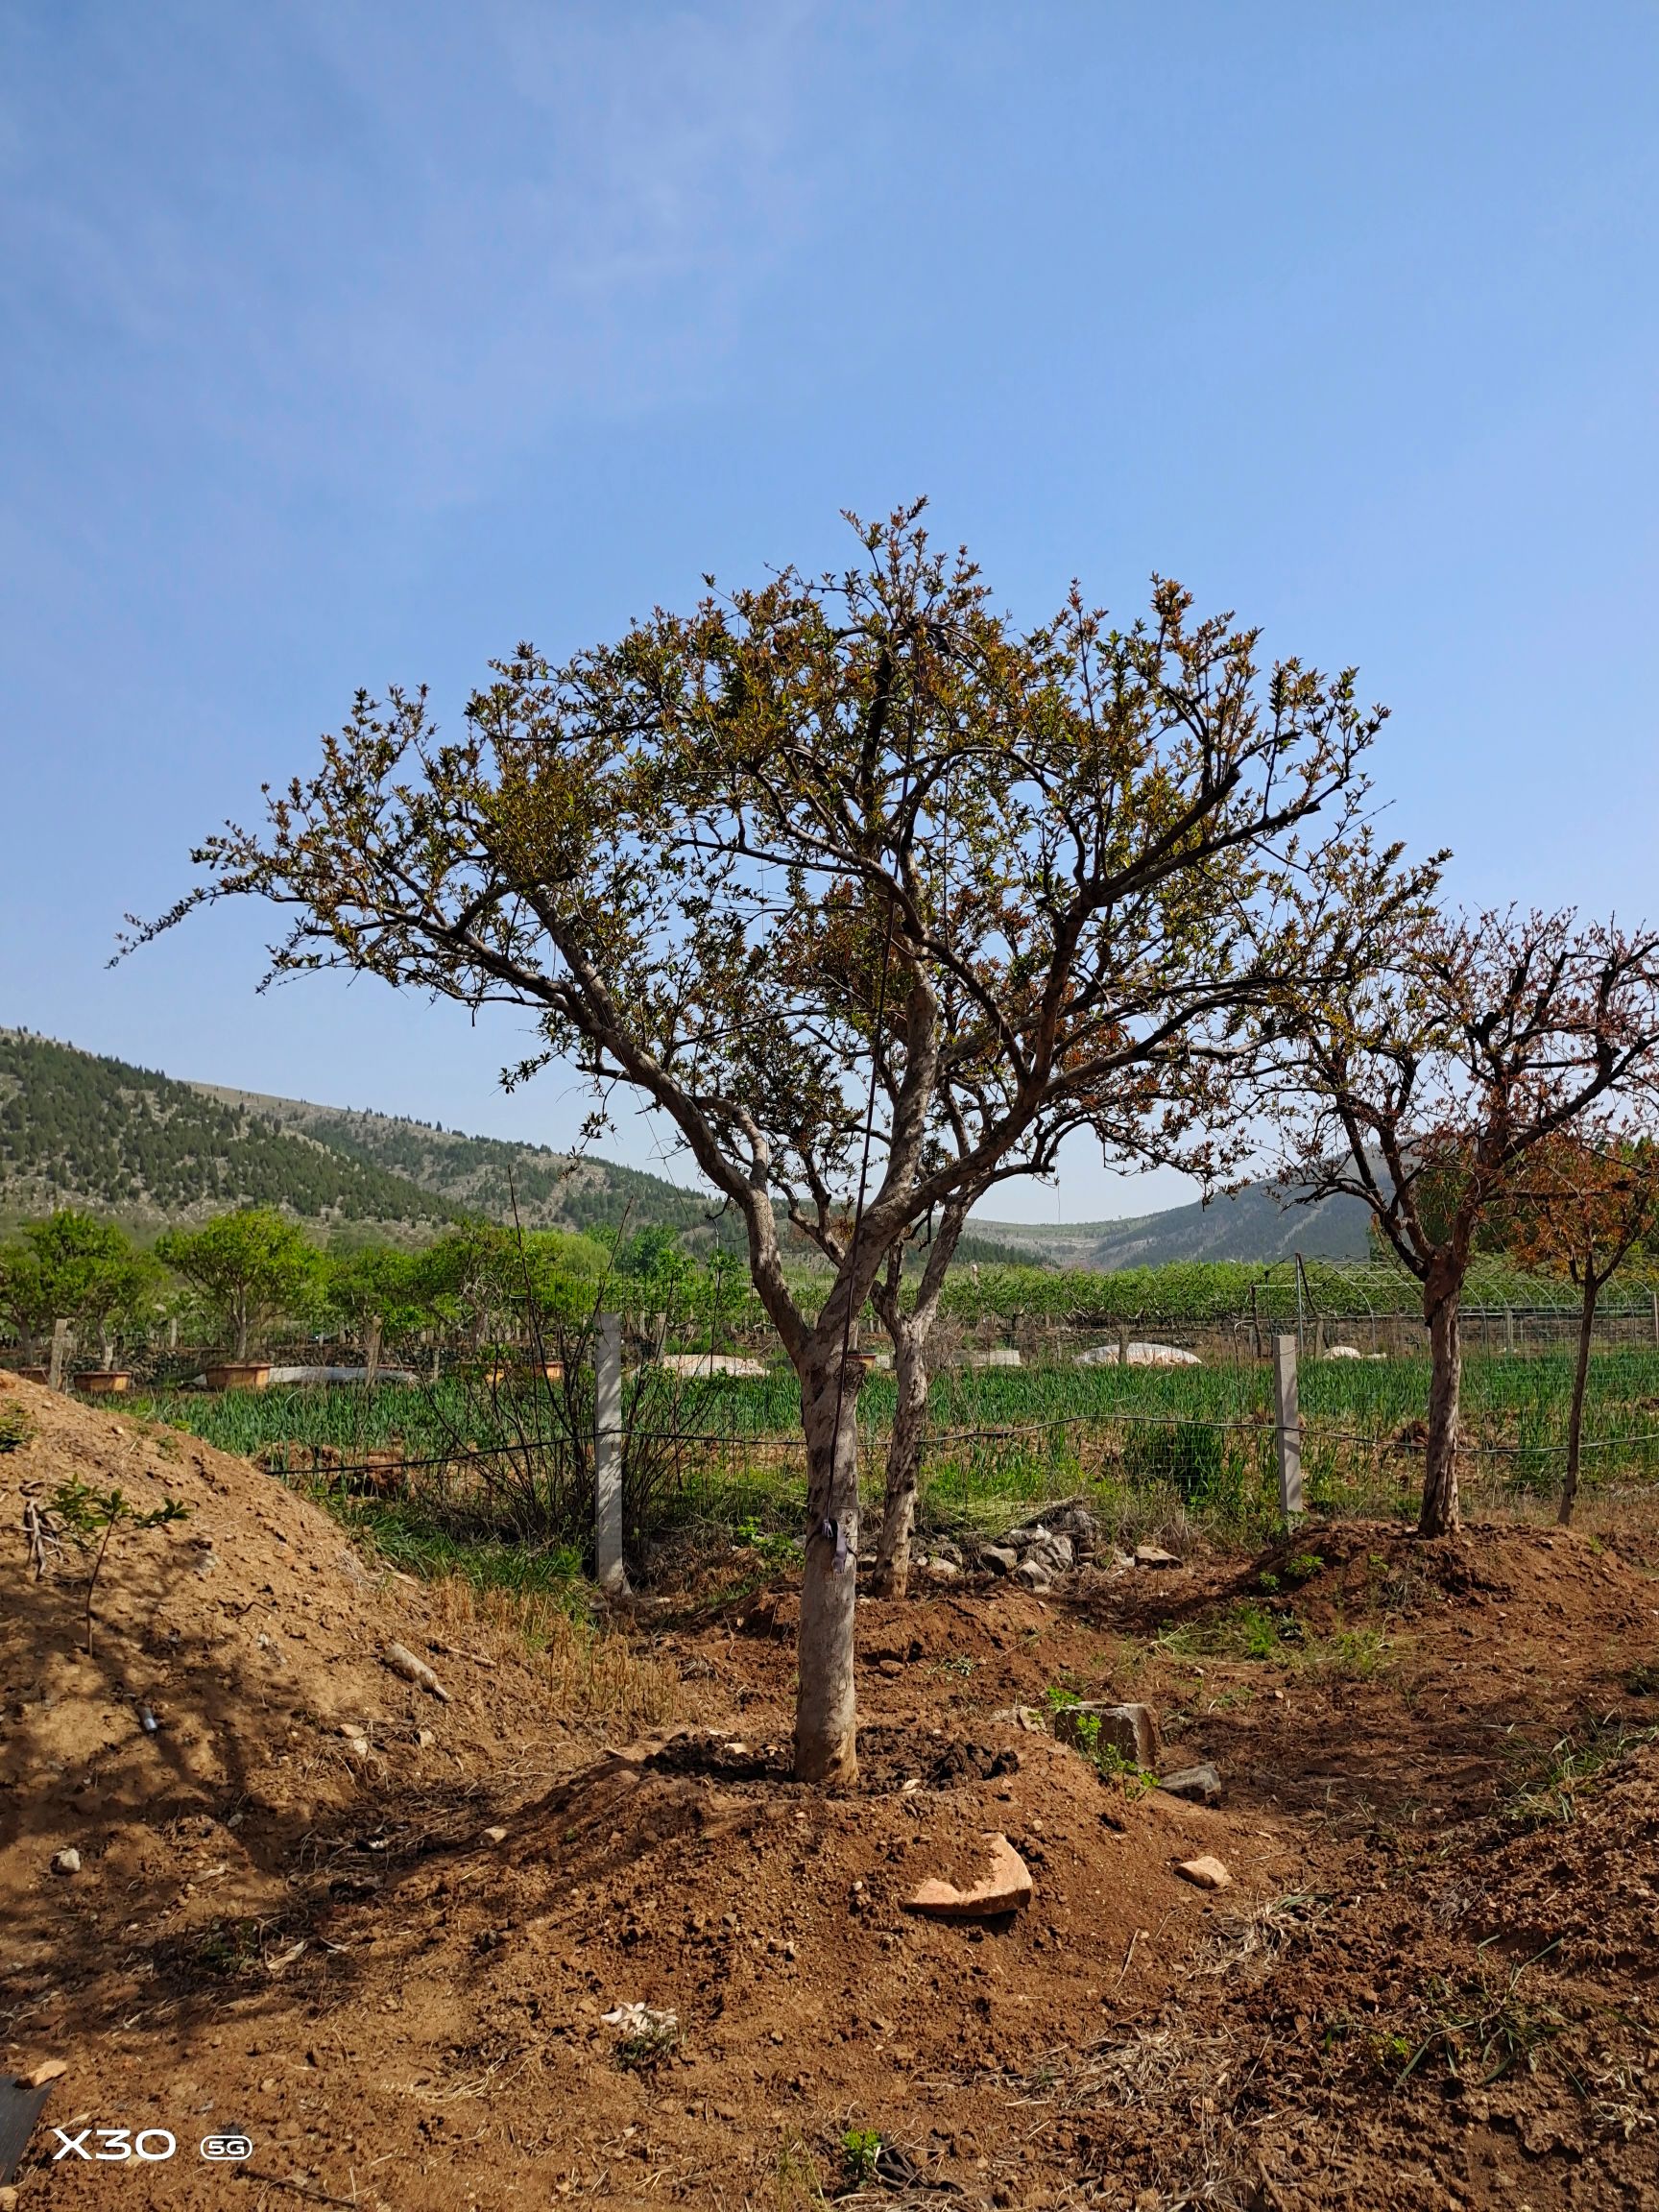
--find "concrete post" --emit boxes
[1273,1333,1303,1524]
[48,1318,71,1394]
[364,1314,383,1389]
[1117,1324,1130,1368]
[594,1311,628,1595]
[1505,1306,1515,1357]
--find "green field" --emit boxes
[124,1342,1659,1558]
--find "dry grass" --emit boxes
[426,1576,679,1734]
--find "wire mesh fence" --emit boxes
[19,1311,1659,1551]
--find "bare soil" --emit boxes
[5,1374,1659,2210]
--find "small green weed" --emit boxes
[840,2128,881,2189]
[1397,1957,1564,2085]
[194,1918,262,1980]
[0,1400,32,1453]
[50,1478,190,1654]
[734,1516,802,1563]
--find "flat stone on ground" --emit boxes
[1176,1854,1232,1889]
[904,1832,1034,1920]
[1157,1763,1222,1805]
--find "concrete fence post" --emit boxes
[1273,1333,1303,1524]
[594,1311,628,1595]
[364,1313,383,1389]
[48,1318,71,1394]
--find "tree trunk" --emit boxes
[870,1202,966,1599]
[1420,1283,1463,1536]
[872,1314,928,1598]
[1559,1269,1598,1527]
[794,1345,865,1785]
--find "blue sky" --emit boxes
[3,2,1656,1222]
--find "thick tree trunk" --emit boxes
[1420,1283,1463,1537]
[794,1345,866,1786]
[1559,1271,1598,1527]
[872,1316,928,1599]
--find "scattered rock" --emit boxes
[482,1825,509,1844]
[923,1556,961,1580]
[1176,1854,1232,1890]
[905,1832,1034,1920]
[991,1704,1046,1732]
[931,1538,966,1567]
[23,2058,67,2088]
[601,2001,680,2053]
[1158,1763,1223,1805]
[1134,1545,1182,1570]
[416,1727,437,1748]
[384,1642,450,1701]
[1013,1559,1053,1592]
[1024,1533,1074,1575]
[979,1545,1019,1575]
[49,1848,80,1877]
[340,1726,372,1758]
[1052,1701,1159,1767]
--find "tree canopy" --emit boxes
[132,505,1397,1781]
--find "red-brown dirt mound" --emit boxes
[9,1382,1659,2211]
[0,1375,617,2008]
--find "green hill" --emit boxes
[973,1179,1375,1268]
[0,1030,454,1233]
[0,1029,731,1247]
[187,1083,729,1246]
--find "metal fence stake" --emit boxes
[1274,1333,1303,1524]
[594,1311,628,1594]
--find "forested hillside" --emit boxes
[0,1030,736,1245]
[0,1031,453,1230]
[189,1086,734,1245]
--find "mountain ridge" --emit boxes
[2,1027,1372,1265]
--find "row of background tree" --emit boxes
[5,1189,1657,1373]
